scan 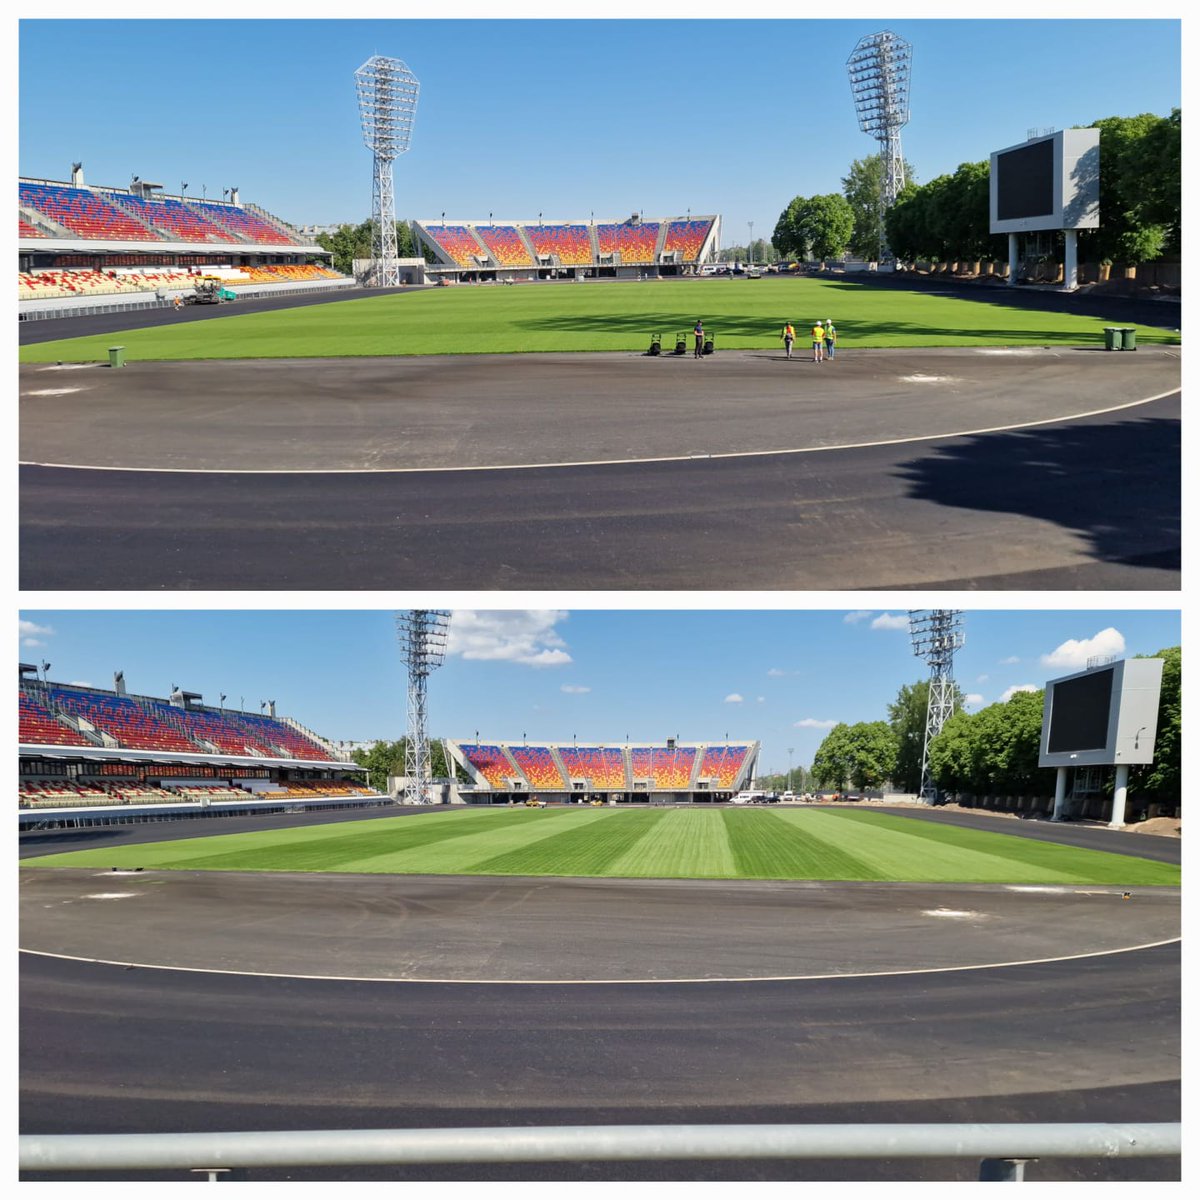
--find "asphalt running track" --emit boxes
[20,346,1180,590]
[20,808,1180,1182]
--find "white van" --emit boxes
[731,790,768,805]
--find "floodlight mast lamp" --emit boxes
[908,610,964,805]
[356,55,419,289]
[395,611,450,805]
[847,31,912,258]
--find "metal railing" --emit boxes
[19,1122,1181,1182]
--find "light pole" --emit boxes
[788,747,794,793]
[356,54,420,288]
[748,221,754,267]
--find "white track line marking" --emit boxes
[18,389,1180,476]
[18,936,1180,987]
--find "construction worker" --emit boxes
[811,320,825,363]
[825,319,838,359]
[780,321,796,358]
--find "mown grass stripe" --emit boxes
[350,808,608,874]
[19,278,1180,364]
[21,807,1179,885]
[472,809,670,877]
[722,808,884,880]
[771,808,1175,885]
[815,807,1181,886]
[23,809,521,873]
[770,808,1074,883]
[606,808,738,878]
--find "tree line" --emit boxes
[315,220,434,275]
[773,109,1180,266]
[810,647,1180,810]
[351,738,468,794]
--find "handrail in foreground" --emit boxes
[19,1122,1181,1181]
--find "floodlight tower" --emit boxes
[355,55,420,288]
[395,610,450,805]
[908,610,964,805]
[847,31,912,257]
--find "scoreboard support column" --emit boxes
[1063,229,1078,291]
[1052,766,1068,821]
[1109,762,1130,829]
[1007,234,1018,287]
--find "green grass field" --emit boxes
[23,807,1179,886]
[18,277,1179,363]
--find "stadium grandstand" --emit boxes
[414,213,720,281]
[18,665,382,829]
[18,165,350,311]
[446,738,758,803]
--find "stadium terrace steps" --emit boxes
[19,681,342,763]
[18,178,313,249]
[450,741,755,795]
[414,216,718,269]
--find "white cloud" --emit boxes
[724,693,744,704]
[767,667,789,677]
[870,613,909,631]
[560,684,590,695]
[1000,655,1020,665]
[1040,627,1126,671]
[19,619,53,648]
[976,674,989,683]
[756,696,766,703]
[794,717,838,729]
[1001,684,1039,702]
[964,693,985,707]
[446,611,572,668]
[843,610,874,624]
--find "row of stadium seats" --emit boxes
[257,782,375,799]
[419,217,715,268]
[20,684,338,762]
[456,742,751,790]
[19,181,308,246]
[19,263,344,301]
[19,778,376,808]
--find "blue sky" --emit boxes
[19,609,1181,772]
[18,14,1181,242]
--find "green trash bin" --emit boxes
[1103,327,1120,351]
[1120,327,1138,351]
[108,346,125,368]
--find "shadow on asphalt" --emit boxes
[893,412,1180,570]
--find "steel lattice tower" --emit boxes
[396,610,450,805]
[847,31,912,256]
[908,610,965,805]
[355,55,420,289]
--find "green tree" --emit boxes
[845,721,899,792]
[812,722,854,792]
[1131,646,1180,806]
[812,721,898,793]
[1080,113,1177,264]
[773,193,854,261]
[927,690,1045,797]
[842,154,917,259]
[885,162,1004,263]
[971,690,1044,794]
[351,738,463,793]
[927,709,976,795]
[887,679,965,794]
[316,219,419,275]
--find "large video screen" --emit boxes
[995,139,1055,221]
[1046,667,1114,753]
